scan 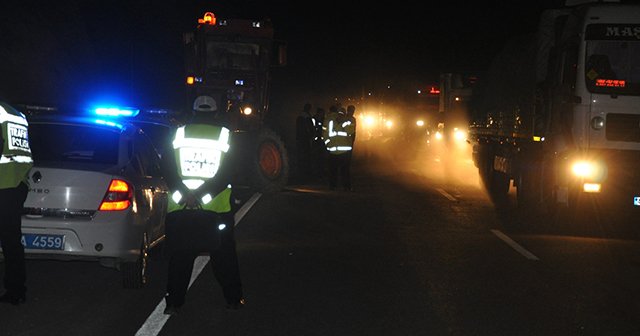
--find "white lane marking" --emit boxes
[135,192,262,336]
[436,188,457,201]
[491,229,540,261]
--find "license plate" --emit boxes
[21,234,65,250]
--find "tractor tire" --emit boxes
[247,127,289,194]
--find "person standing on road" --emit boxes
[295,103,315,181]
[323,104,356,191]
[0,101,33,306]
[345,104,357,169]
[311,107,327,181]
[161,95,244,315]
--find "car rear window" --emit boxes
[29,123,120,165]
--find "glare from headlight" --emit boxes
[453,128,466,141]
[416,120,424,127]
[435,131,443,140]
[385,120,393,129]
[571,161,595,178]
[364,115,376,127]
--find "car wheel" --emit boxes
[122,233,149,289]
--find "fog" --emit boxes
[352,121,482,192]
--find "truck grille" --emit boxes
[606,114,640,142]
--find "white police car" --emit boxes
[20,106,169,288]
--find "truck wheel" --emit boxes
[122,234,149,289]
[248,127,290,194]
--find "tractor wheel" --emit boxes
[247,127,289,194]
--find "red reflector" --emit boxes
[100,179,132,211]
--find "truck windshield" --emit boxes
[585,40,640,96]
[205,41,260,71]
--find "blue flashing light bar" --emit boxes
[94,107,140,117]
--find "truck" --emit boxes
[437,73,476,147]
[467,0,640,224]
[182,11,289,193]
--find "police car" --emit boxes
[20,106,169,288]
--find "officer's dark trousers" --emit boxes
[0,182,28,296]
[166,213,243,307]
[327,152,351,190]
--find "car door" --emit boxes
[133,132,169,242]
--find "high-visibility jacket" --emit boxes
[0,103,33,189]
[323,111,355,155]
[166,123,232,213]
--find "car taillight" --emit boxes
[99,179,132,211]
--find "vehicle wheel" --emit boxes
[248,127,290,194]
[122,233,149,289]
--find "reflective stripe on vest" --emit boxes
[324,118,353,154]
[167,124,232,213]
[0,105,33,189]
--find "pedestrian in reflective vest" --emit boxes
[161,95,244,315]
[323,105,356,191]
[0,101,33,305]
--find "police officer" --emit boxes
[0,101,33,305]
[323,104,356,191]
[162,95,244,315]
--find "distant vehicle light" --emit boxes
[416,120,424,127]
[435,131,443,140]
[242,106,253,115]
[453,128,466,141]
[385,120,393,129]
[186,76,195,85]
[363,115,376,127]
[94,107,139,117]
[198,12,217,25]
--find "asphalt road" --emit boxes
[2,141,640,336]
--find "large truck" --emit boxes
[182,11,289,193]
[437,73,476,146]
[467,0,640,223]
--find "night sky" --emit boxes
[0,0,563,111]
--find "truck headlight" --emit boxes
[570,160,606,181]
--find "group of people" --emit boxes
[296,102,357,191]
[0,97,244,315]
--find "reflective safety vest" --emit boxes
[323,111,355,155]
[167,123,232,213]
[0,104,33,189]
